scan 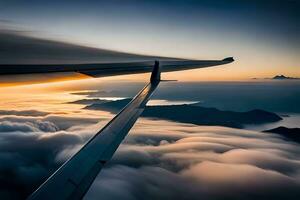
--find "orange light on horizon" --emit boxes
[0,72,90,87]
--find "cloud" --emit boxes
[0,110,49,117]
[0,121,41,132]
[0,110,104,199]
[0,111,300,200]
[86,165,197,200]
[85,120,300,200]
[0,29,161,65]
[0,115,100,131]
[181,161,299,200]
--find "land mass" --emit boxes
[69,99,110,105]
[264,126,300,143]
[252,75,300,80]
[81,98,282,129]
[272,75,300,80]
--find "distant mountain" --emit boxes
[85,98,132,111]
[264,126,300,143]
[84,99,282,128]
[69,99,109,105]
[272,75,299,80]
[252,75,299,80]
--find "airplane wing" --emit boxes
[0,57,234,77]
[15,58,234,199]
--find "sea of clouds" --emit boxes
[0,110,300,200]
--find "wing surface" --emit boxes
[0,57,234,77]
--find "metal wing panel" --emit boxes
[77,58,234,77]
[0,57,234,77]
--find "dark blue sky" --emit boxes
[2,1,298,38]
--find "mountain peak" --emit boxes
[272,75,299,80]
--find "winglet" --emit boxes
[222,57,234,62]
[150,60,161,84]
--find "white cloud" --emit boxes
[0,112,300,200]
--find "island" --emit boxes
[69,99,109,105]
[77,98,282,129]
[252,75,300,80]
[272,75,299,80]
[264,126,300,143]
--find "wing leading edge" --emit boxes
[0,57,234,77]
[27,61,161,200]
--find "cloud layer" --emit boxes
[85,120,300,200]
[0,110,300,200]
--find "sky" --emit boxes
[0,0,299,81]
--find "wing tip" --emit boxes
[222,57,234,62]
[150,60,161,84]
